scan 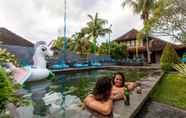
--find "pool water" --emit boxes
[22,69,149,117]
[52,69,147,100]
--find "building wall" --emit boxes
[154,51,162,64]
[0,44,34,65]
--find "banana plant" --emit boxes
[173,63,186,78]
[0,48,19,66]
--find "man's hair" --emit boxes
[92,77,112,101]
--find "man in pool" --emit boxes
[83,77,113,116]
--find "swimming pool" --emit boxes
[20,68,150,117]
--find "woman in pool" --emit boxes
[84,77,113,116]
[112,72,137,100]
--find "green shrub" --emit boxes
[173,63,186,78]
[160,43,180,72]
[0,48,19,66]
[182,52,186,58]
[0,67,27,112]
[110,42,127,63]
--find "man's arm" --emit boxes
[84,95,113,115]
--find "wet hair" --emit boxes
[92,77,112,101]
[112,72,125,87]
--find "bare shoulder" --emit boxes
[84,94,95,103]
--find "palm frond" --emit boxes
[88,14,93,20]
[122,0,139,13]
[173,63,186,78]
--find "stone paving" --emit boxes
[136,101,186,118]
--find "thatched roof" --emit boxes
[150,37,186,51]
[115,29,155,42]
[0,27,34,47]
[115,29,139,42]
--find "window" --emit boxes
[140,41,143,46]
[127,41,130,47]
[132,40,135,47]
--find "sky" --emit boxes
[0,0,143,44]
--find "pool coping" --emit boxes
[51,65,160,74]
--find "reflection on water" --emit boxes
[20,69,148,118]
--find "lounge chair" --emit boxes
[51,63,69,69]
[180,57,186,62]
[73,63,89,68]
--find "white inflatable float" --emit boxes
[7,41,54,84]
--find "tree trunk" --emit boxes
[146,34,151,63]
[144,14,151,64]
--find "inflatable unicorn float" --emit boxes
[7,41,54,84]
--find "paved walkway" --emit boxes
[136,101,186,118]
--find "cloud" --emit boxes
[0,0,143,44]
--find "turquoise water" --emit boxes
[22,69,149,117]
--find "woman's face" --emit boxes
[114,74,123,87]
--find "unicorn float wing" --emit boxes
[11,66,32,84]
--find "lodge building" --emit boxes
[115,29,186,63]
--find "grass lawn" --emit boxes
[151,73,186,110]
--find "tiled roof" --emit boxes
[0,27,34,47]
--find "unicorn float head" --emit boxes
[33,41,53,68]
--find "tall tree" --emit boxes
[83,13,112,54]
[52,36,75,51]
[110,42,128,63]
[97,42,109,55]
[122,0,157,63]
[150,0,186,43]
[72,32,92,55]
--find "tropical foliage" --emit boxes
[53,13,111,56]
[122,0,156,22]
[160,43,180,71]
[0,48,19,66]
[182,52,186,58]
[0,67,28,112]
[127,0,186,43]
[173,63,186,78]
[110,42,128,63]
[150,0,186,43]
[81,13,111,53]
[52,36,75,51]
[72,32,92,55]
[97,42,110,55]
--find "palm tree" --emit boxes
[72,32,92,55]
[122,0,156,63]
[83,13,112,54]
[52,36,75,51]
[97,42,109,55]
